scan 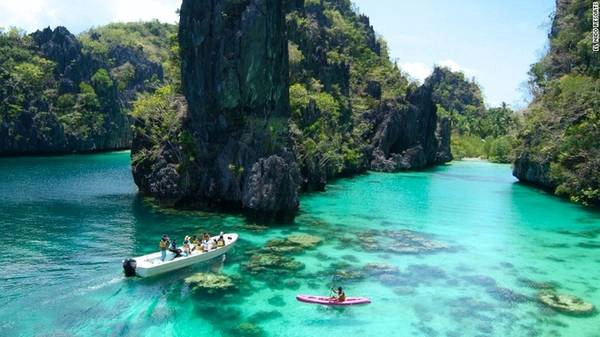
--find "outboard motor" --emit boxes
[122,259,137,277]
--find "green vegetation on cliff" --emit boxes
[80,21,179,86]
[132,0,421,192]
[0,22,175,154]
[287,0,410,188]
[514,0,600,206]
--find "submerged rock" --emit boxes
[286,234,322,248]
[538,292,595,316]
[262,234,323,254]
[518,278,559,291]
[351,229,450,255]
[248,310,283,323]
[462,274,531,304]
[322,262,365,282]
[184,273,235,294]
[231,323,265,337]
[263,239,304,254]
[363,263,399,276]
[239,223,270,232]
[244,253,304,274]
[267,295,286,307]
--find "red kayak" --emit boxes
[296,295,371,306]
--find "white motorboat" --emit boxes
[123,233,238,278]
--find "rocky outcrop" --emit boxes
[32,26,85,76]
[538,292,596,316]
[243,155,301,216]
[132,0,301,217]
[512,0,597,199]
[436,117,453,163]
[184,273,236,294]
[0,26,164,155]
[131,0,454,217]
[368,82,452,172]
[513,154,555,189]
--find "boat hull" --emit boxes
[296,295,371,306]
[132,233,238,278]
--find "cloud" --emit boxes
[0,0,180,34]
[398,62,432,82]
[110,0,179,24]
[0,0,59,32]
[399,59,477,83]
[437,59,477,77]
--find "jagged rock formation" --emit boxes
[513,155,555,189]
[131,0,452,217]
[367,82,452,172]
[0,26,164,154]
[132,0,301,217]
[286,0,451,191]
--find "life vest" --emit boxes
[159,240,168,250]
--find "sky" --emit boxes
[0,0,555,107]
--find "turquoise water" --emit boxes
[1,152,599,337]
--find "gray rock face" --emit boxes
[133,0,300,217]
[368,82,452,172]
[243,155,301,216]
[132,0,453,217]
[513,154,555,189]
[436,117,453,163]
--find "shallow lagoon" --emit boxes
[0,152,599,337]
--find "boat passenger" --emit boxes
[191,235,199,251]
[159,235,169,261]
[201,233,211,252]
[183,236,192,256]
[331,287,346,302]
[169,239,182,258]
[216,232,225,247]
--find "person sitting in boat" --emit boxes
[169,239,183,258]
[216,232,225,248]
[201,233,211,252]
[182,236,192,256]
[159,235,170,261]
[331,287,346,302]
[191,235,199,251]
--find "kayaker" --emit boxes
[331,287,346,302]
[159,235,169,261]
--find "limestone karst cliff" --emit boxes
[132,0,301,217]
[0,24,168,154]
[130,0,452,216]
[513,0,600,205]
